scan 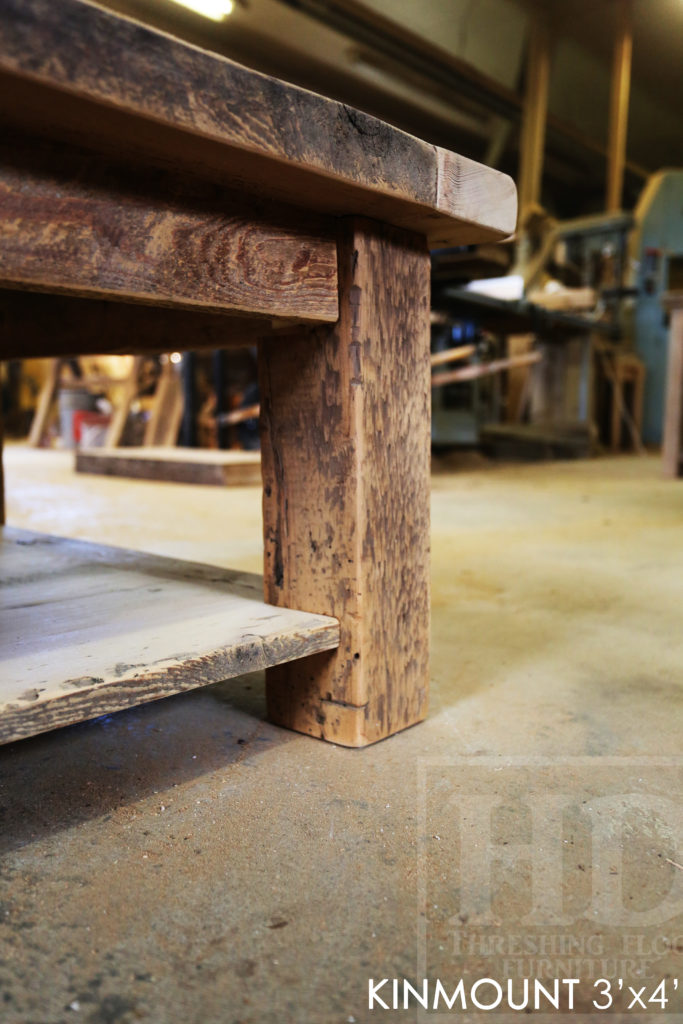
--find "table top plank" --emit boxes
[0,0,516,247]
[0,527,340,744]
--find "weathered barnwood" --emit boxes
[0,0,516,247]
[0,0,518,751]
[259,219,430,746]
[435,150,517,243]
[0,292,271,360]
[0,527,339,745]
[76,447,262,487]
[0,134,338,322]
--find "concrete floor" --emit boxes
[1,447,681,1023]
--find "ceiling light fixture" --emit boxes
[167,0,234,21]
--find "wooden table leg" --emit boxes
[259,218,431,746]
[663,307,683,478]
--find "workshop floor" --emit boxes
[1,447,681,1024]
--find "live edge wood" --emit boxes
[259,219,430,746]
[0,527,339,745]
[0,0,516,247]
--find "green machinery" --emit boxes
[525,170,683,445]
[628,170,683,443]
[430,170,683,448]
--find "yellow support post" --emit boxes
[606,0,633,212]
[518,14,551,222]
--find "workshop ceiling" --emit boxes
[524,0,683,109]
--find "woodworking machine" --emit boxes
[627,170,683,443]
[525,170,683,444]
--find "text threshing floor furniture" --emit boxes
[0,0,515,747]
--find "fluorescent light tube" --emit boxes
[168,0,234,21]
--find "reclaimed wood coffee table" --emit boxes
[0,0,515,747]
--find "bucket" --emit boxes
[58,387,98,449]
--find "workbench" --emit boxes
[0,0,515,747]
[432,287,618,455]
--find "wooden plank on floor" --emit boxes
[0,527,339,745]
[76,447,262,486]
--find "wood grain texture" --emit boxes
[662,306,683,478]
[0,0,516,246]
[259,218,430,747]
[76,447,262,487]
[0,134,338,322]
[436,150,517,243]
[0,527,339,745]
[0,292,271,360]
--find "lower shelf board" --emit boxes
[75,447,262,486]
[0,527,340,745]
